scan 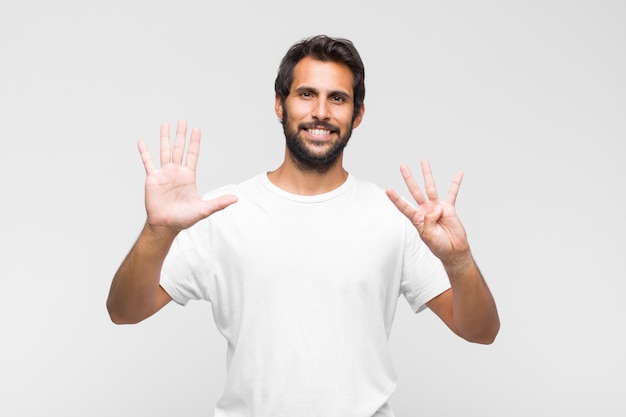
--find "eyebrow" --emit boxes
[293,85,353,101]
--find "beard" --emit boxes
[281,109,354,174]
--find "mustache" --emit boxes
[298,121,340,133]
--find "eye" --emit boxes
[300,91,313,98]
[331,95,345,103]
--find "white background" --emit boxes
[1,1,624,416]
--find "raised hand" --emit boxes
[386,160,470,268]
[138,120,237,234]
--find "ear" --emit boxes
[351,104,365,129]
[275,95,284,120]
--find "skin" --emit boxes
[387,163,500,343]
[269,56,363,195]
[107,57,499,344]
[106,122,236,324]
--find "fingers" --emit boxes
[386,188,418,220]
[446,171,463,205]
[400,161,463,206]
[399,164,426,205]
[171,120,187,165]
[420,160,439,201]
[137,140,155,174]
[160,123,171,166]
[158,120,199,169]
[185,128,201,170]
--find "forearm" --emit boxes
[107,224,177,324]
[445,253,500,344]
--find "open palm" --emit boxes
[138,120,237,233]
[386,160,469,265]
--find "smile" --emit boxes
[307,128,332,136]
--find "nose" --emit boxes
[311,98,330,121]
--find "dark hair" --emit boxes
[274,35,365,122]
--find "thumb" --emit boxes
[422,204,443,235]
[199,194,238,218]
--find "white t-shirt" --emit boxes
[160,173,450,417]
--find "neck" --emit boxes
[267,148,348,195]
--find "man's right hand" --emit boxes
[107,120,237,324]
[138,120,238,235]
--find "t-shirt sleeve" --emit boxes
[159,185,238,305]
[160,219,214,306]
[400,220,451,313]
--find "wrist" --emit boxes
[442,250,475,277]
[143,222,180,243]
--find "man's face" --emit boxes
[275,56,364,172]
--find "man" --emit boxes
[107,35,499,417]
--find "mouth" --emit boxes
[300,123,339,140]
[307,128,332,136]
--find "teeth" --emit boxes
[308,129,331,135]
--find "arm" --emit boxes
[386,161,499,344]
[107,225,175,324]
[106,121,237,324]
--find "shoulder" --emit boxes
[346,176,412,232]
[201,173,264,200]
[350,176,397,209]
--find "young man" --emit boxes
[107,35,499,417]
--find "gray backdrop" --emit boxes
[2,0,624,416]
